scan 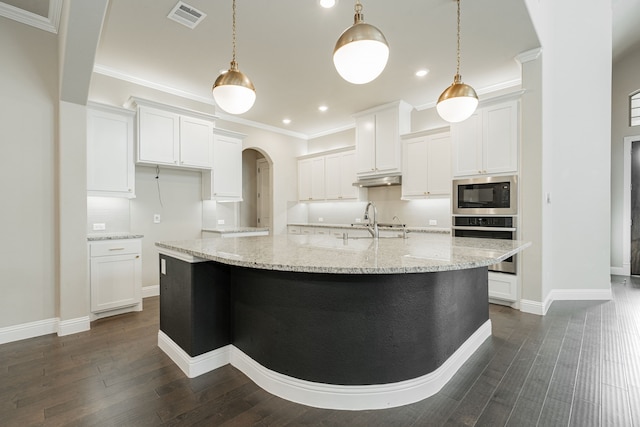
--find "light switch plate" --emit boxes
[153,214,161,224]
[217,219,225,225]
[429,220,437,226]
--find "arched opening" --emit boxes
[240,148,273,231]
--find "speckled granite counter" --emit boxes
[287,222,450,234]
[87,233,143,241]
[156,233,529,274]
[201,226,269,237]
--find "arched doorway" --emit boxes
[241,148,272,230]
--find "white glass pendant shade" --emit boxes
[212,62,256,115]
[436,75,478,123]
[333,6,389,85]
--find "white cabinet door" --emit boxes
[298,158,313,201]
[402,137,429,198]
[137,106,180,166]
[374,107,400,174]
[355,114,376,175]
[427,132,452,195]
[179,116,213,169]
[87,106,135,198]
[451,111,482,176]
[209,133,243,201]
[325,150,358,200]
[451,100,518,177]
[401,132,451,199]
[483,101,518,174]
[298,157,325,201]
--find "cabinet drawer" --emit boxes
[90,240,141,257]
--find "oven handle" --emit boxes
[452,226,517,232]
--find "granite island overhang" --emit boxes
[155,233,530,410]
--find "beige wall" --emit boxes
[0,18,59,328]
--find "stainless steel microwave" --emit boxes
[452,175,518,215]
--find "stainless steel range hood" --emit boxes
[352,175,402,188]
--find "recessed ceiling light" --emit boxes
[415,69,429,77]
[318,105,329,112]
[282,118,291,125]
[319,0,337,8]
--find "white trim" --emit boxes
[515,48,542,64]
[125,96,217,122]
[308,123,356,140]
[623,135,640,276]
[0,0,62,33]
[548,288,612,302]
[143,285,160,298]
[58,316,90,336]
[158,331,231,378]
[611,265,630,276]
[519,298,548,316]
[0,318,58,345]
[93,64,309,140]
[157,320,492,410]
[157,247,207,263]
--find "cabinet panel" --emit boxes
[180,116,213,168]
[90,252,141,313]
[402,138,429,197]
[87,107,135,198]
[138,107,180,165]
[401,132,451,199]
[203,133,243,201]
[325,150,358,201]
[427,133,452,195]
[355,115,376,174]
[298,157,325,201]
[483,102,518,174]
[374,107,399,173]
[451,112,482,176]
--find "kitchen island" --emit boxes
[156,233,529,410]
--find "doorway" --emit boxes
[632,141,640,274]
[240,148,272,230]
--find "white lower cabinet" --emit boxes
[89,239,142,316]
[488,271,518,303]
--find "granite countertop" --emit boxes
[87,233,144,241]
[287,223,450,234]
[202,227,270,234]
[156,233,530,274]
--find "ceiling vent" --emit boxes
[167,1,206,29]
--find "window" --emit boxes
[632,90,640,127]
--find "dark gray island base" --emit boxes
[156,234,529,409]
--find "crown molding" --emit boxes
[515,48,542,64]
[0,0,62,33]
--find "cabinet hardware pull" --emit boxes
[136,255,140,259]
[109,248,125,251]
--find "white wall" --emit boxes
[611,46,640,271]
[0,17,58,328]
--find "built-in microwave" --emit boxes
[452,175,518,215]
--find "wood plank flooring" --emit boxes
[1,275,639,426]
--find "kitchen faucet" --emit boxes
[363,201,379,239]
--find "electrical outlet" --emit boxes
[153,214,161,224]
[318,217,324,222]
[429,219,437,226]
[217,219,225,225]
[355,218,361,223]
[92,223,106,231]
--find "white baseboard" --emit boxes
[520,287,613,317]
[0,315,92,344]
[0,318,58,345]
[58,316,90,336]
[143,285,159,298]
[157,331,231,378]
[610,265,630,276]
[158,320,492,410]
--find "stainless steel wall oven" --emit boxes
[452,216,517,274]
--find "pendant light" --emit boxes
[436,0,478,123]
[333,0,389,85]
[212,0,256,115]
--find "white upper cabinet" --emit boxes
[401,131,451,199]
[298,156,326,201]
[203,129,245,202]
[451,99,518,177]
[324,150,359,200]
[354,101,412,177]
[128,97,215,170]
[87,104,135,198]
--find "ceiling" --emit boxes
[3,0,640,138]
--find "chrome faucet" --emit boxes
[363,201,379,239]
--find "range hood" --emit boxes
[352,175,402,188]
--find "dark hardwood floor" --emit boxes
[1,275,639,426]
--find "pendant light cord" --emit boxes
[456,0,461,76]
[232,0,237,64]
